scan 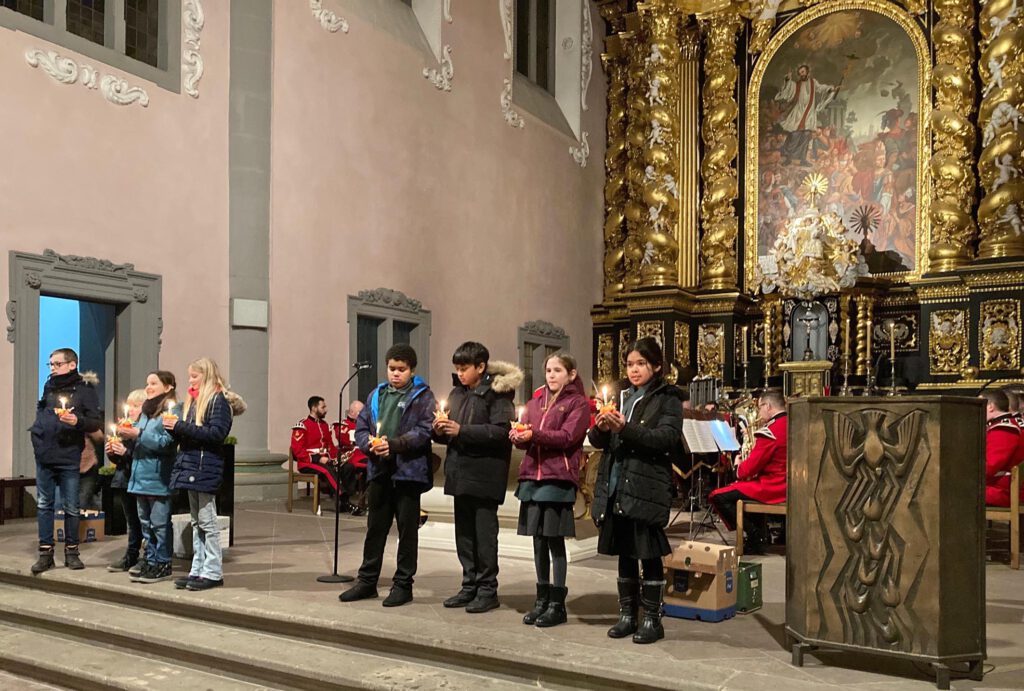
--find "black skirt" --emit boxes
[597,504,670,560]
[517,501,576,538]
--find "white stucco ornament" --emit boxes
[310,0,349,33]
[25,48,148,107]
[570,131,590,168]
[581,2,592,112]
[24,49,78,84]
[424,45,454,92]
[101,75,150,107]
[501,79,525,129]
[183,0,205,98]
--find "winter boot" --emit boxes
[522,583,550,625]
[64,545,85,570]
[607,577,639,638]
[633,579,666,644]
[30,546,55,575]
[535,586,568,628]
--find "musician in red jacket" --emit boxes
[709,388,787,554]
[290,396,359,513]
[982,390,1024,507]
[333,400,369,470]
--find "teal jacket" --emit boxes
[128,407,180,497]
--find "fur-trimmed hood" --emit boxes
[79,370,99,386]
[486,360,523,395]
[224,390,247,416]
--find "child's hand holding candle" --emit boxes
[161,399,178,419]
[599,386,617,415]
[118,403,133,428]
[54,396,69,416]
[370,421,386,448]
[107,423,122,444]
[511,405,530,433]
[434,399,449,422]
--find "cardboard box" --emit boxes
[55,510,105,543]
[663,541,737,622]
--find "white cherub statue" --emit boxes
[993,154,1020,190]
[641,241,656,265]
[648,77,664,106]
[983,101,1023,146]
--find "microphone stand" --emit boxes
[317,364,367,584]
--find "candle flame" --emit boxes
[109,423,118,434]
[517,406,525,423]
[59,396,67,407]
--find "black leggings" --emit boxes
[617,556,663,581]
[533,536,568,587]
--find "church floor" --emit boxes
[0,501,1020,690]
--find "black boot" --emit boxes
[523,583,550,625]
[30,546,55,575]
[64,545,85,570]
[633,579,665,644]
[607,577,639,638]
[535,585,568,628]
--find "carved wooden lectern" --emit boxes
[786,397,986,690]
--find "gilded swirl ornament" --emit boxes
[602,33,629,297]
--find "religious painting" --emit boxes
[745,1,930,286]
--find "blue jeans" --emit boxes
[136,495,173,565]
[188,491,222,580]
[36,463,80,547]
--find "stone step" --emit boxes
[0,622,265,691]
[0,584,537,691]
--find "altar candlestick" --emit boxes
[741,326,749,364]
[889,322,896,363]
[844,317,851,358]
[865,319,872,364]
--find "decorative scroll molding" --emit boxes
[697,323,726,379]
[637,320,665,348]
[25,272,42,288]
[43,248,135,273]
[25,48,149,107]
[182,0,205,98]
[581,2,593,111]
[423,45,454,92]
[522,320,568,339]
[979,300,1021,371]
[101,75,149,107]
[5,300,15,343]
[674,322,691,369]
[570,131,590,167]
[597,333,614,383]
[501,79,525,129]
[500,0,513,59]
[310,0,349,33]
[618,327,631,371]
[356,288,423,313]
[928,309,967,375]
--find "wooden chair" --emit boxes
[286,450,320,515]
[985,465,1022,570]
[736,499,786,557]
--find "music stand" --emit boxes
[316,364,367,584]
[689,456,729,544]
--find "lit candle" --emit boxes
[865,319,872,364]
[741,326,749,364]
[601,385,609,406]
[108,423,121,443]
[376,421,382,435]
[163,399,177,418]
[59,396,67,410]
[889,321,896,364]
[436,399,448,420]
[122,403,129,419]
[517,406,525,423]
[371,421,384,447]
[844,317,851,358]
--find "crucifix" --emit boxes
[798,312,820,361]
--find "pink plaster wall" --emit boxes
[0,4,231,475]
[267,1,606,448]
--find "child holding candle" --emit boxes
[117,371,180,584]
[588,337,684,645]
[167,358,245,591]
[340,344,436,607]
[105,388,146,573]
[511,352,589,628]
[433,342,521,613]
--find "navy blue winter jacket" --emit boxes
[30,371,103,469]
[355,376,436,493]
[169,392,233,493]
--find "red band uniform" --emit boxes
[333,418,368,470]
[291,416,360,504]
[708,411,788,551]
[984,413,1024,507]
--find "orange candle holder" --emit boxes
[599,401,617,415]
[511,422,530,433]
[370,436,385,448]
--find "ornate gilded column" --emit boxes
[677,28,701,288]
[637,0,684,287]
[763,296,780,378]
[856,295,876,376]
[622,24,649,290]
[977,0,1024,259]
[927,0,977,272]
[600,2,629,297]
[698,10,742,290]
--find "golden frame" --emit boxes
[743,0,932,288]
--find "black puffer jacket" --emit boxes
[30,370,103,469]
[436,361,522,503]
[588,379,684,527]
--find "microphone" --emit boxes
[352,361,373,370]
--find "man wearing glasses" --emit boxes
[29,348,102,573]
[708,388,788,555]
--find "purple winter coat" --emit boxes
[515,377,590,487]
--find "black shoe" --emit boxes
[339,501,357,514]
[350,506,365,517]
[107,552,139,573]
[608,577,639,638]
[535,586,567,628]
[522,584,550,624]
[186,577,224,591]
[465,594,500,613]
[339,581,378,602]
[175,575,201,590]
[632,580,665,645]
[64,547,85,570]
[129,559,149,577]
[138,562,172,584]
[418,511,428,528]
[444,589,477,609]
[382,586,413,607]
[30,548,55,575]
[130,562,153,582]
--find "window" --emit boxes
[515,0,555,94]
[518,321,569,400]
[348,289,431,403]
[0,0,180,89]
[1,0,44,21]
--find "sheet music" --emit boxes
[709,419,740,452]
[682,419,719,454]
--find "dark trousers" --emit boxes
[117,489,143,555]
[453,495,500,597]
[356,479,421,589]
[710,488,766,547]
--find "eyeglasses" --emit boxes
[47,360,69,369]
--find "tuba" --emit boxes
[731,393,763,461]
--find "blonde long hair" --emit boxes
[184,357,228,426]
